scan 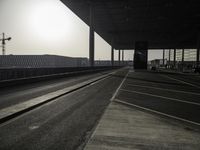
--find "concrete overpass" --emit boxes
[61,0,200,68]
[0,1,200,150]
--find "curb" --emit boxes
[0,71,117,124]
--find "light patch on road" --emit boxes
[29,125,40,130]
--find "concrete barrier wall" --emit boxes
[0,66,120,81]
[0,66,121,88]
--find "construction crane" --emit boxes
[0,33,12,55]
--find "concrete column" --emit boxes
[111,46,114,66]
[174,49,176,68]
[134,41,148,69]
[163,49,165,66]
[89,5,94,67]
[182,49,185,71]
[118,50,121,66]
[122,50,124,65]
[168,49,171,68]
[197,49,200,67]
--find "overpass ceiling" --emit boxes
[61,0,200,49]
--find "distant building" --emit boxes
[149,59,167,68]
[0,55,89,68]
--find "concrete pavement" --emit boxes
[84,102,200,150]
[84,69,200,149]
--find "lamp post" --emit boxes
[0,33,12,55]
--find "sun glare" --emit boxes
[29,0,72,42]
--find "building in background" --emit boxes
[0,55,89,68]
[164,49,197,71]
[149,59,167,69]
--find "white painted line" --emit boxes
[114,99,200,126]
[120,89,200,106]
[161,74,200,89]
[126,83,200,96]
[110,70,129,101]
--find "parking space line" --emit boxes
[125,77,180,86]
[110,70,129,101]
[160,74,200,89]
[120,89,200,106]
[126,84,200,96]
[114,99,200,126]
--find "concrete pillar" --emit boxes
[197,49,200,67]
[134,41,148,69]
[163,49,165,66]
[122,50,124,65]
[89,5,94,67]
[182,49,185,71]
[174,49,176,68]
[111,46,114,66]
[168,49,171,68]
[197,31,200,67]
[118,50,121,66]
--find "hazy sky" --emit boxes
[0,0,162,60]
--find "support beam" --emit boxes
[111,46,114,66]
[163,49,165,66]
[118,50,121,66]
[134,41,148,69]
[168,49,171,68]
[197,49,200,67]
[122,50,124,65]
[174,49,176,68]
[89,5,94,67]
[182,49,185,71]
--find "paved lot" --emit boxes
[85,102,200,150]
[85,69,200,150]
[116,70,200,125]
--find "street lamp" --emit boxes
[0,33,12,55]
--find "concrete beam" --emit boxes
[118,50,121,66]
[168,49,171,68]
[182,49,185,71]
[197,49,200,67]
[163,49,165,66]
[111,46,114,66]
[134,41,148,69]
[122,50,124,65]
[174,49,176,68]
[89,5,95,67]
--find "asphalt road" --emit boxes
[0,70,114,110]
[115,70,200,125]
[0,68,128,150]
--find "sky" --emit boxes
[0,0,162,61]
